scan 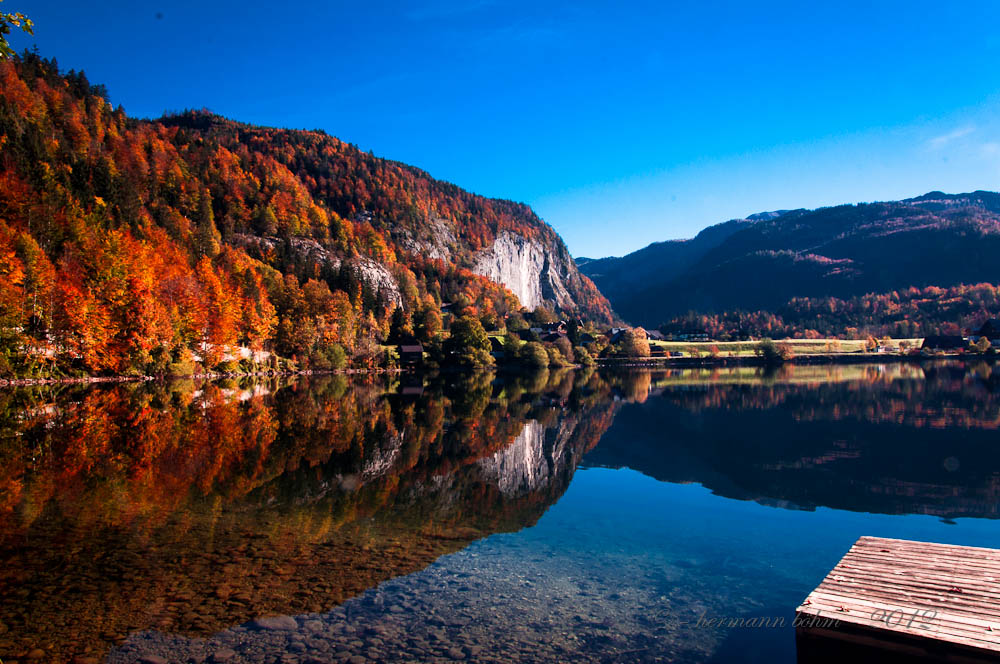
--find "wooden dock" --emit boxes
[796,536,1000,663]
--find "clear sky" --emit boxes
[9,0,1000,257]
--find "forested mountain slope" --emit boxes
[0,53,611,375]
[581,192,1000,330]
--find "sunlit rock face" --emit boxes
[350,256,403,309]
[231,233,404,310]
[396,213,457,262]
[472,231,575,311]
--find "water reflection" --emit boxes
[0,370,616,663]
[2,361,1000,663]
[587,361,1000,519]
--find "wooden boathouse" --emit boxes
[796,536,1000,663]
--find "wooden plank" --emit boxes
[802,593,999,637]
[796,536,1000,661]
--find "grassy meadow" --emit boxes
[647,338,924,358]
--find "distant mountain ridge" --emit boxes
[579,191,1000,328]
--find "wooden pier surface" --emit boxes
[796,535,1000,662]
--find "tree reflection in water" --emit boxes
[2,361,999,661]
[0,370,616,661]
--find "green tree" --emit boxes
[195,192,221,258]
[756,338,788,366]
[518,341,550,369]
[567,318,581,344]
[502,333,522,358]
[388,306,412,342]
[443,315,493,367]
[0,3,32,60]
[506,313,528,332]
[531,305,558,324]
[574,345,594,366]
[553,335,574,363]
[255,205,279,235]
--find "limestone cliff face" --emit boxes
[352,257,403,309]
[395,213,457,262]
[233,216,611,322]
[232,234,402,310]
[471,231,581,313]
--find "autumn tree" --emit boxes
[553,335,574,363]
[621,327,651,357]
[414,305,442,343]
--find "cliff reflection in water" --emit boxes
[4,361,1000,663]
[587,361,1000,519]
[0,370,617,662]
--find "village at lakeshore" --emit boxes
[475,317,999,372]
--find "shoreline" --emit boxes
[0,367,406,388]
[2,352,989,386]
[595,352,984,369]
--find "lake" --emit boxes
[2,361,999,663]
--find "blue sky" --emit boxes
[9,0,1000,257]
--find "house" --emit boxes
[398,342,424,365]
[541,331,567,343]
[529,321,566,335]
[920,335,967,351]
[646,329,666,341]
[673,330,710,342]
[605,327,629,344]
[577,332,597,345]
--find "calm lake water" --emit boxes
[2,361,999,663]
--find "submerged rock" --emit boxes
[250,615,299,631]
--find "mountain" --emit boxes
[580,191,1000,329]
[0,53,611,376]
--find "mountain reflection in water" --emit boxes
[0,370,615,662]
[1,360,998,663]
[586,361,1000,519]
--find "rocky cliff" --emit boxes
[160,108,615,324]
[0,52,615,379]
[472,232,575,311]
